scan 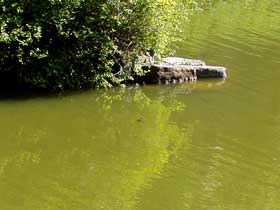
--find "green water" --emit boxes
[1,0,280,209]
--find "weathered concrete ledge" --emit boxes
[141,57,227,84]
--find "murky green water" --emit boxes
[1,0,280,209]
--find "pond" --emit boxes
[1,0,280,209]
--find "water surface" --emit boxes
[1,0,280,209]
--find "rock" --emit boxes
[163,57,206,66]
[193,65,227,78]
[141,57,227,84]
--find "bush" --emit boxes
[0,0,190,90]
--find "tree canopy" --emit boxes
[1,0,191,90]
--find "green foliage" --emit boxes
[0,0,190,90]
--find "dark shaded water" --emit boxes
[1,0,280,209]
